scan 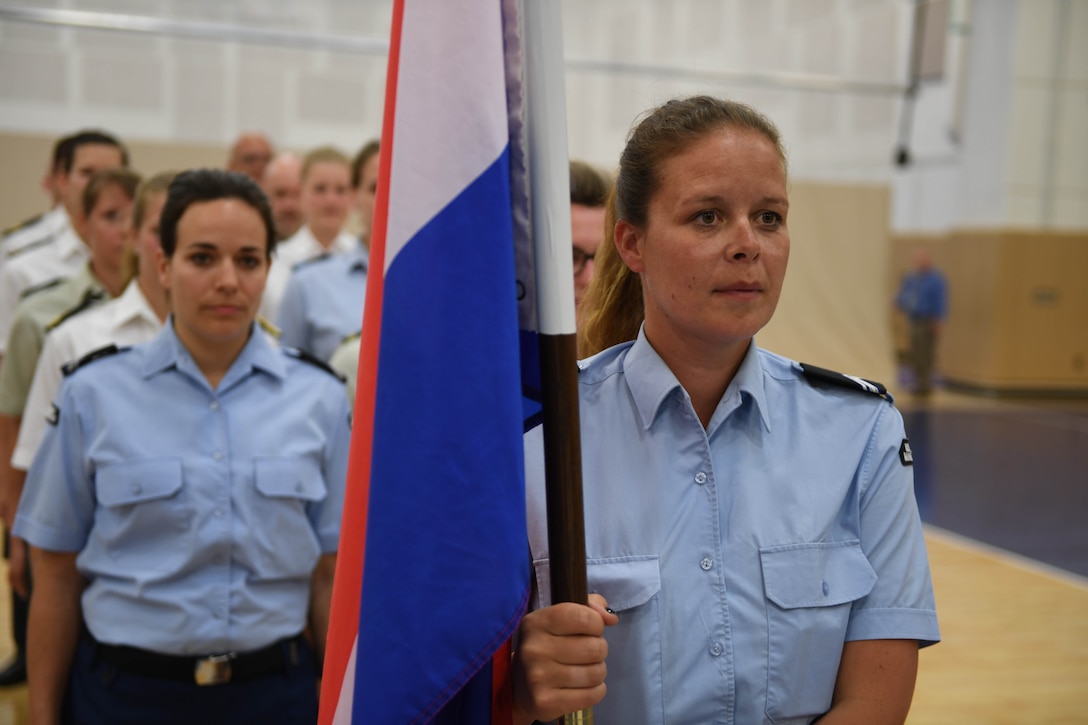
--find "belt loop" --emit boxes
[287,638,300,668]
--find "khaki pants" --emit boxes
[909,319,938,393]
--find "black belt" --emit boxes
[92,634,303,686]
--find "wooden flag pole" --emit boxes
[522,0,593,722]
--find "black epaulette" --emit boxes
[62,344,129,376]
[46,289,107,332]
[18,276,64,300]
[1,212,45,239]
[285,347,346,382]
[291,254,333,272]
[800,363,889,399]
[4,232,55,260]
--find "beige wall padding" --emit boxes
[895,231,1088,392]
[0,132,228,232]
[760,183,896,388]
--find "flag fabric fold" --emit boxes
[319,0,532,722]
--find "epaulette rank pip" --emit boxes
[285,347,345,382]
[62,344,129,376]
[800,363,889,400]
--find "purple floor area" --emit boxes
[903,405,1088,578]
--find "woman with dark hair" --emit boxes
[15,169,350,724]
[514,97,939,725]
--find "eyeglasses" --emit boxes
[572,247,595,275]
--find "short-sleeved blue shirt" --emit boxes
[14,320,351,655]
[277,245,368,362]
[525,330,939,725]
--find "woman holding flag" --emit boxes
[514,96,939,724]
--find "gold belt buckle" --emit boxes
[194,653,234,686]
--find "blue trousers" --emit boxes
[63,634,319,725]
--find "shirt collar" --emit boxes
[110,280,162,328]
[622,326,771,434]
[58,227,89,261]
[74,261,107,295]
[142,317,287,387]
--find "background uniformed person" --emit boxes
[13,169,350,724]
[0,131,129,369]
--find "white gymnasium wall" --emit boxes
[0,0,917,183]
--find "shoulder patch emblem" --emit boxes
[46,403,60,426]
[62,344,129,376]
[899,438,914,466]
[285,346,345,382]
[800,363,888,399]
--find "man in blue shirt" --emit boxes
[895,249,948,395]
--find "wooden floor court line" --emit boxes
[923,525,1088,592]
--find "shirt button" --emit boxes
[694,471,707,485]
[700,557,714,571]
[822,581,830,596]
[709,641,723,657]
[213,451,223,461]
[295,482,304,493]
[130,484,141,495]
[214,509,224,518]
[209,401,220,411]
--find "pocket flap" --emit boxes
[533,555,661,611]
[255,457,325,501]
[96,459,183,507]
[760,540,876,609]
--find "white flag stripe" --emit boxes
[385,0,510,274]
[524,0,577,336]
[331,636,358,724]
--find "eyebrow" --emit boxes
[681,194,789,209]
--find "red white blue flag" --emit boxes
[318,0,535,722]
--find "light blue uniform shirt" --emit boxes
[277,244,368,362]
[525,330,939,725]
[14,320,351,656]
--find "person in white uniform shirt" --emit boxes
[259,147,356,322]
[8,172,178,529]
[0,134,76,268]
[0,131,129,366]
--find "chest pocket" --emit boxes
[92,458,190,578]
[760,540,877,723]
[533,556,665,724]
[250,457,325,578]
